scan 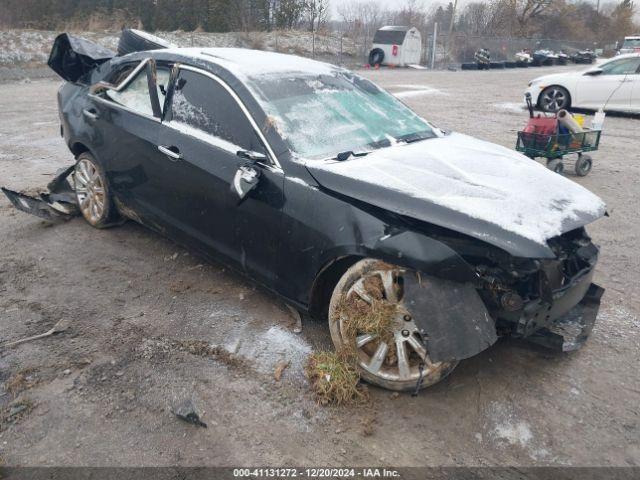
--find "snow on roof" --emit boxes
[162,47,339,79]
[379,26,412,32]
[373,26,416,45]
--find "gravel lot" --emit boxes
[0,65,639,468]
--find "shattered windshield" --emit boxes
[247,72,436,159]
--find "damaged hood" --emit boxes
[305,132,606,258]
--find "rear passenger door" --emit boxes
[149,66,284,283]
[89,59,171,218]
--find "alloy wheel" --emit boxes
[329,260,457,391]
[541,87,568,112]
[74,157,106,225]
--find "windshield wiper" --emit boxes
[397,132,436,144]
[334,151,371,161]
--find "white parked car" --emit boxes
[618,35,640,55]
[525,53,640,113]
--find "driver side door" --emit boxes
[145,66,285,284]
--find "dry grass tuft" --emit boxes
[5,369,37,397]
[177,340,248,370]
[305,350,368,406]
[0,398,34,432]
[336,281,399,365]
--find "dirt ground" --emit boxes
[0,65,639,468]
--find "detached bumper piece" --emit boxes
[526,283,604,352]
[2,165,79,222]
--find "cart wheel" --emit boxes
[575,154,593,177]
[547,159,564,174]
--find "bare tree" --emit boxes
[274,0,306,29]
[514,0,553,35]
[305,0,330,31]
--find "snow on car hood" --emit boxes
[305,132,606,258]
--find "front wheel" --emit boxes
[547,158,564,174]
[539,86,571,112]
[74,152,119,228]
[328,259,458,392]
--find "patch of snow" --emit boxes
[167,120,243,155]
[286,176,309,187]
[493,102,527,114]
[486,402,551,461]
[165,47,340,80]
[235,325,312,379]
[393,88,447,98]
[494,419,533,447]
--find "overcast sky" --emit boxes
[330,0,640,21]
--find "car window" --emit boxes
[600,58,640,75]
[168,69,266,155]
[104,64,171,117]
[106,68,154,116]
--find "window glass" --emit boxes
[169,69,265,154]
[106,68,153,115]
[600,58,640,75]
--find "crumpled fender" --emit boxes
[372,230,479,284]
[370,230,497,362]
[403,272,498,363]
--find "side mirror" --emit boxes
[231,163,261,203]
[237,150,268,162]
[584,68,603,76]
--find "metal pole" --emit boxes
[430,22,438,69]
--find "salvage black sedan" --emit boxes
[5,32,607,392]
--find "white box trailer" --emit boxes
[370,26,422,67]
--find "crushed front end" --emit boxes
[472,228,603,351]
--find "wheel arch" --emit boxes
[70,141,90,157]
[308,255,363,321]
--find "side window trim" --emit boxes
[166,65,282,170]
[109,59,150,93]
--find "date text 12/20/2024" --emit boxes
[233,468,401,478]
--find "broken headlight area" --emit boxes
[2,165,79,222]
[468,228,602,351]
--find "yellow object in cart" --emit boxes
[573,114,585,127]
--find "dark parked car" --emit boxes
[4,32,607,392]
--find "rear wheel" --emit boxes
[368,48,384,66]
[74,152,118,228]
[539,86,571,112]
[575,154,593,176]
[328,259,458,392]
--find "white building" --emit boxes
[370,26,422,67]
